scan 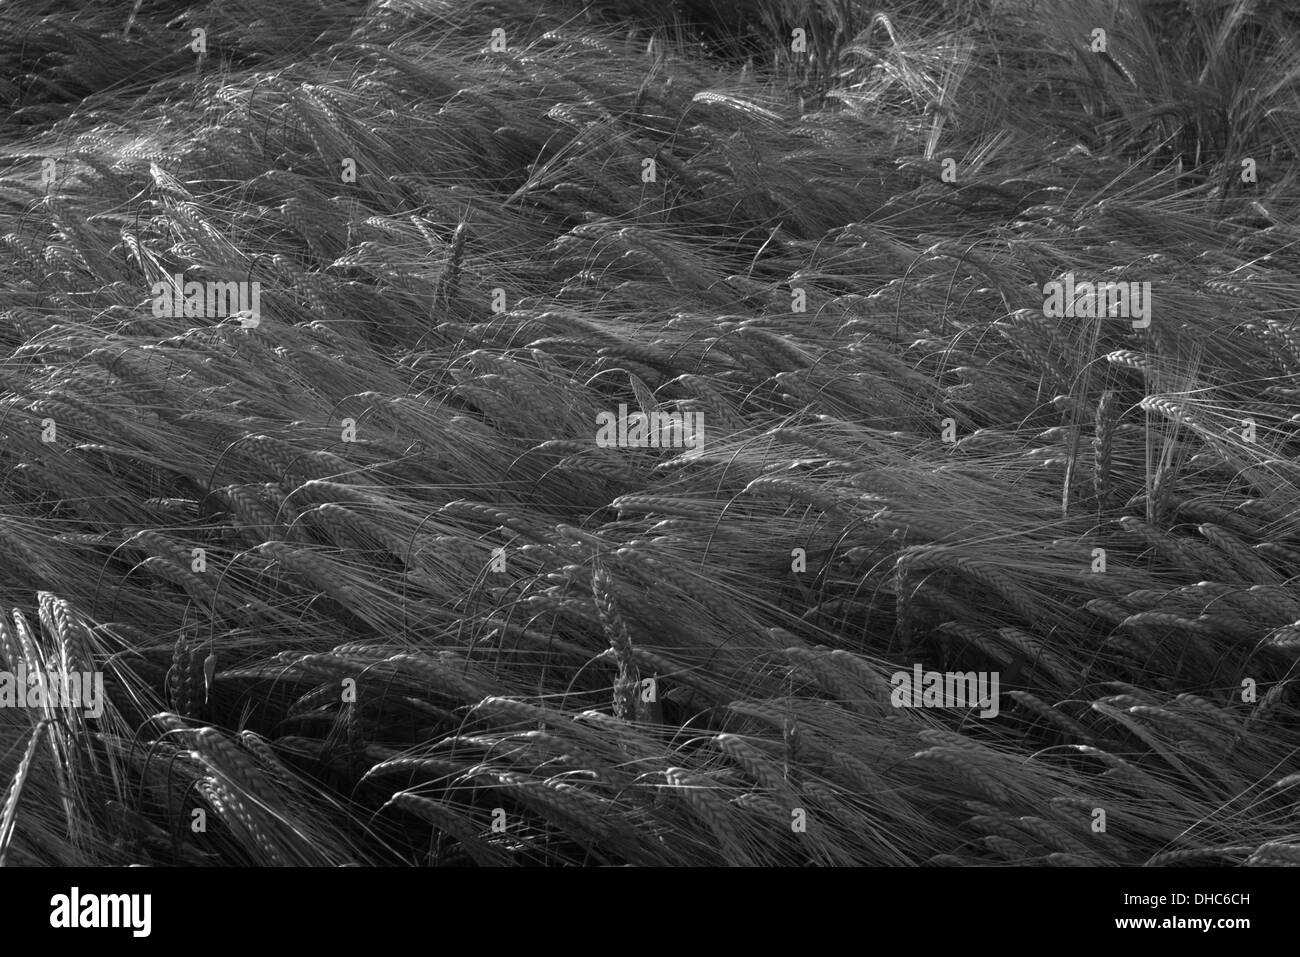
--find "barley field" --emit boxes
[1,0,1299,867]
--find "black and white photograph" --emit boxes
[0,0,1290,933]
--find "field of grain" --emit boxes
[1,0,1299,866]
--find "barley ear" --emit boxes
[591,564,639,721]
